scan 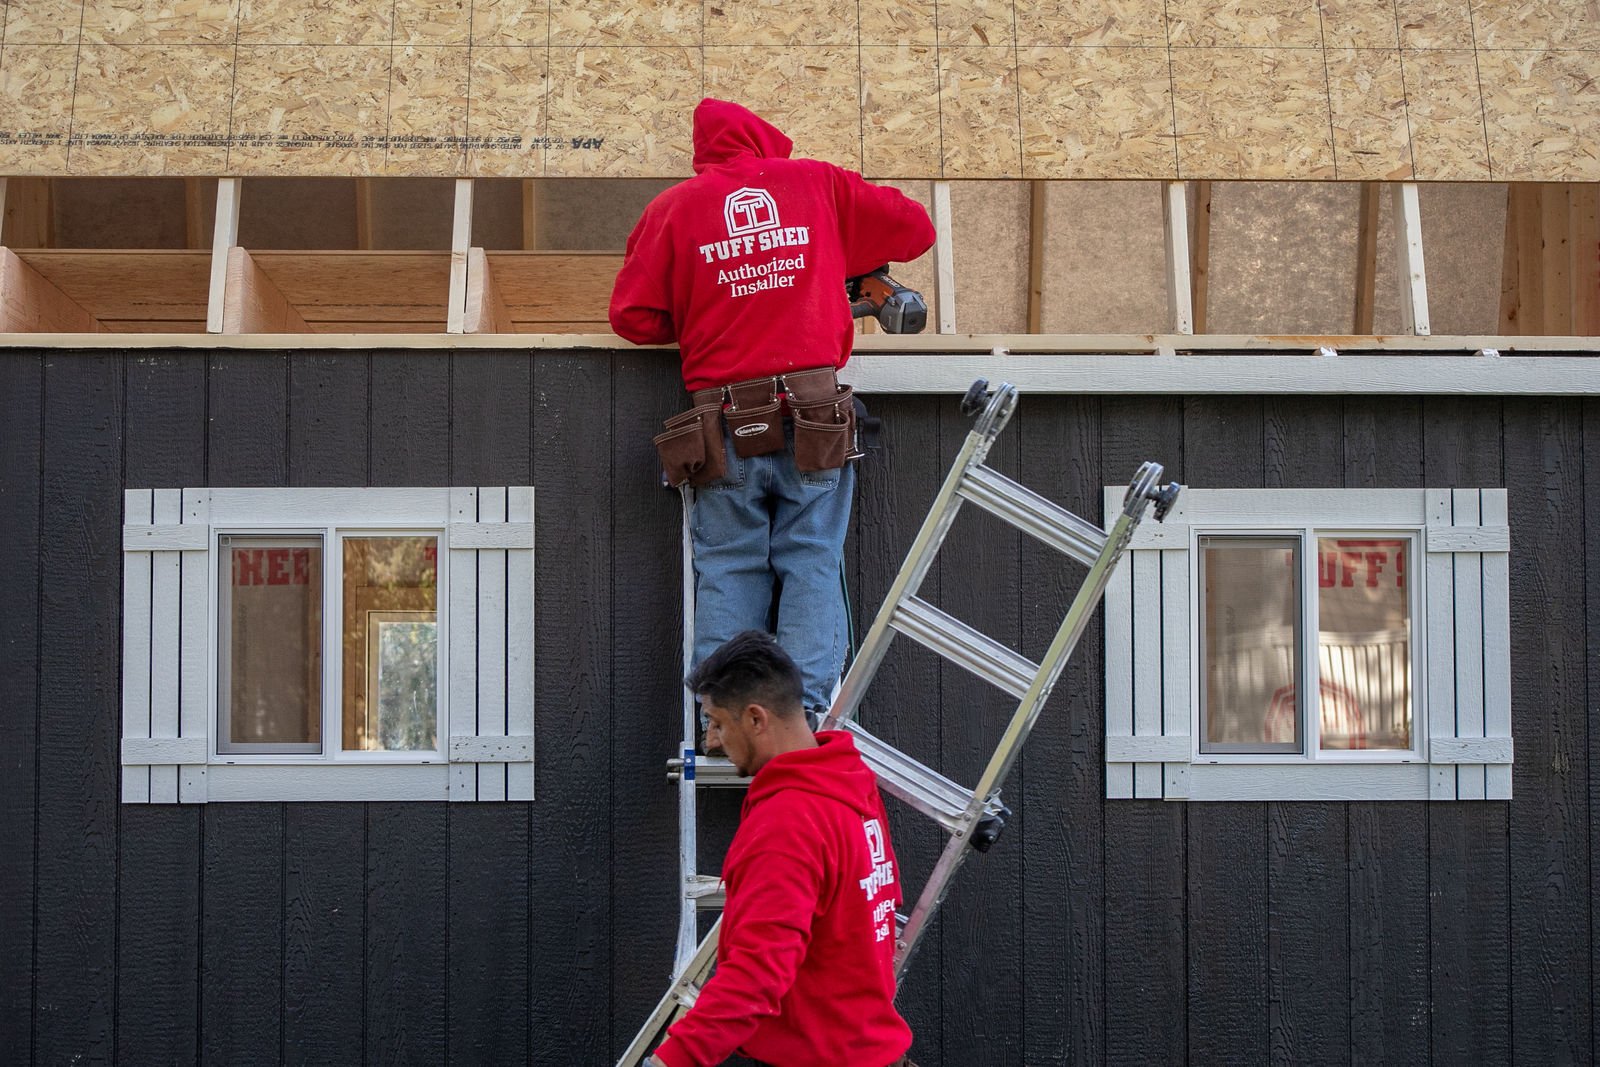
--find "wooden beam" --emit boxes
[1,178,53,248]
[221,247,312,334]
[0,180,7,246]
[1027,181,1046,333]
[1540,183,1572,335]
[522,179,539,250]
[183,179,210,250]
[1353,181,1381,333]
[1163,181,1193,335]
[463,247,514,333]
[1392,182,1430,336]
[0,247,104,332]
[932,180,955,334]
[207,178,241,333]
[1573,184,1600,336]
[448,179,474,334]
[1189,180,1212,334]
[1500,185,1544,335]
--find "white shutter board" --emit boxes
[149,489,183,803]
[506,486,535,801]
[179,488,210,803]
[448,486,479,801]
[476,487,509,802]
[1480,490,1512,799]
[1424,490,1457,800]
[1103,487,1134,799]
[122,489,154,804]
[1161,548,1191,799]
[1451,489,1486,800]
[1132,550,1162,799]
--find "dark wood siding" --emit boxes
[1,348,1594,1065]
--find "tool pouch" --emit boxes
[653,403,726,488]
[725,397,786,458]
[790,384,855,472]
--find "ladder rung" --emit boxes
[848,720,1003,835]
[667,754,751,788]
[958,465,1108,567]
[890,598,1040,699]
[686,875,724,910]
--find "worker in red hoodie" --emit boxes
[647,630,914,1067]
[610,98,936,724]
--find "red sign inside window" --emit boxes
[233,547,314,586]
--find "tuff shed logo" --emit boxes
[724,187,779,236]
[860,818,896,943]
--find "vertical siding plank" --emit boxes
[1263,396,1350,1064]
[1161,549,1190,799]
[1102,397,1187,1066]
[530,352,613,1066]
[0,353,42,1063]
[179,489,210,803]
[122,490,154,804]
[1504,398,1590,1062]
[476,486,509,802]
[1018,395,1105,1066]
[203,352,289,1062]
[937,396,1024,1066]
[449,488,479,802]
[1343,396,1429,1066]
[1450,489,1486,800]
[1479,489,1512,800]
[120,353,206,1063]
[365,351,451,1064]
[282,352,368,1064]
[448,352,533,1063]
[506,487,535,802]
[149,489,183,804]
[1185,396,1268,1066]
[1586,398,1600,1066]
[1131,549,1162,798]
[608,351,686,1056]
[35,353,122,1064]
[852,396,945,1059]
[1423,396,1510,1063]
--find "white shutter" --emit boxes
[447,486,536,801]
[1425,488,1513,800]
[1103,488,1191,800]
[121,489,211,803]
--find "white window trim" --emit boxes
[121,486,535,804]
[1103,487,1511,802]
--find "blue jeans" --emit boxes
[691,426,854,710]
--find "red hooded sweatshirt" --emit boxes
[653,732,913,1067]
[609,98,936,391]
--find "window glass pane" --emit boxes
[1316,537,1412,750]
[1201,536,1301,752]
[343,536,438,752]
[220,537,322,750]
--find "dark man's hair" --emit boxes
[686,630,805,719]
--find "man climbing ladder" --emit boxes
[620,380,1183,1066]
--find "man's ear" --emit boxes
[744,702,772,733]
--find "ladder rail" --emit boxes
[674,487,699,974]
[618,917,722,1066]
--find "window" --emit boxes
[1103,488,1511,801]
[121,487,534,803]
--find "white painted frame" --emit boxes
[122,485,535,803]
[1103,487,1511,801]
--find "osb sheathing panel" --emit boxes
[2,0,1598,179]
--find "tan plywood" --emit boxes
[1401,49,1491,180]
[81,0,239,45]
[385,45,470,176]
[67,43,233,175]
[1325,48,1413,181]
[2,0,1599,180]
[1019,46,1176,179]
[1480,50,1600,181]
[1171,48,1335,179]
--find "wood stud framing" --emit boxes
[448,179,474,335]
[1163,182,1194,336]
[1393,183,1431,336]
[206,178,241,334]
[1189,181,1212,335]
[932,181,956,335]
[1353,182,1381,333]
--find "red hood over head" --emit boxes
[692,97,794,173]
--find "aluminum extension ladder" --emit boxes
[619,380,1181,1067]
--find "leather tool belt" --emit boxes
[654,365,856,488]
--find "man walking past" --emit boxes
[646,631,914,1067]
[610,98,936,719]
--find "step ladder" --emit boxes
[619,380,1181,1067]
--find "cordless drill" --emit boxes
[847,267,928,334]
